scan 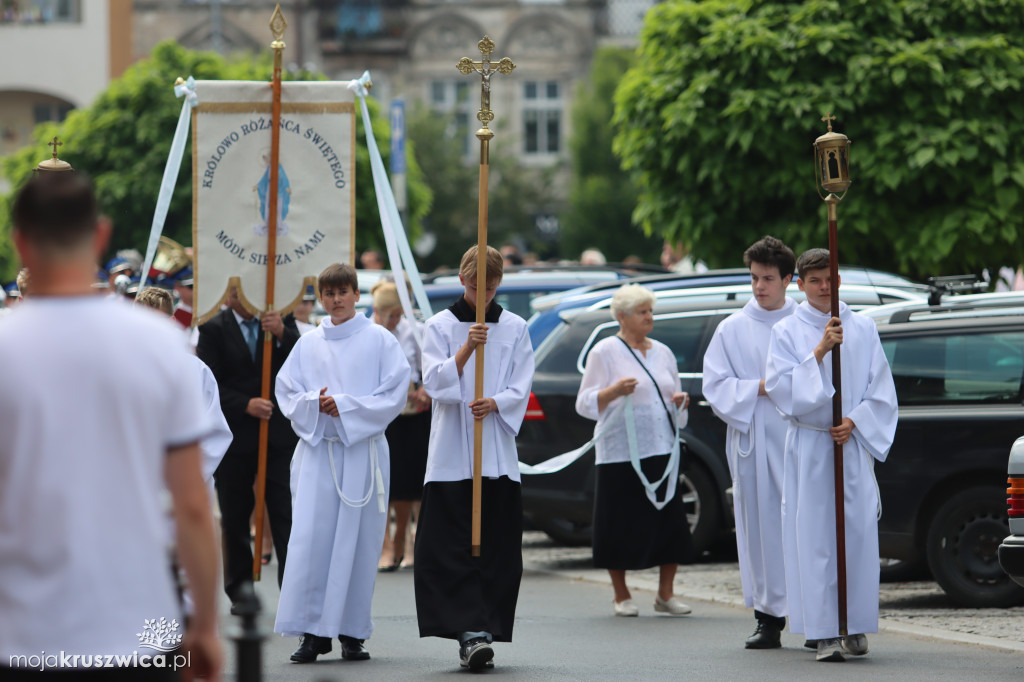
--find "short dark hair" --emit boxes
[796,248,830,279]
[11,172,98,251]
[318,263,358,293]
[743,236,795,278]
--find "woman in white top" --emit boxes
[575,284,694,617]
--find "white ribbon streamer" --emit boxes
[347,72,432,343]
[137,77,198,294]
[520,396,684,510]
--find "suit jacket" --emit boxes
[196,308,300,458]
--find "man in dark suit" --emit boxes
[197,284,300,611]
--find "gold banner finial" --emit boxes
[457,36,516,139]
[270,3,287,49]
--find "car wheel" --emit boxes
[680,463,721,555]
[532,516,593,547]
[925,484,1024,607]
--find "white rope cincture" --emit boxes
[326,435,386,513]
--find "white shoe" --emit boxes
[816,638,846,662]
[842,634,869,656]
[613,599,639,617]
[653,595,692,615]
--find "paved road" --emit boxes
[222,548,1024,681]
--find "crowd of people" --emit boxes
[0,162,896,678]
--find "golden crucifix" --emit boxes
[457,36,515,557]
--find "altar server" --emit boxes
[765,248,897,662]
[414,245,534,671]
[702,236,796,648]
[274,263,410,664]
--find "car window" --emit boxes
[883,331,1024,404]
[578,313,716,375]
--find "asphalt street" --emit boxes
[221,549,1024,681]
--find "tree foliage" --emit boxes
[0,41,430,279]
[407,104,560,271]
[615,0,1024,279]
[561,47,662,264]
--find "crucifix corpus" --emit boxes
[456,36,515,556]
[812,111,853,635]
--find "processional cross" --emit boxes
[456,36,515,556]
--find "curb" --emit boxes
[525,563,1024,653]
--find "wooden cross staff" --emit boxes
[457,36,515,557]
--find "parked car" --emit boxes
[998,436,1024,587]
[520,292,1024,607]
[526,267,927,348]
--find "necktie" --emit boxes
[243,318,259,360]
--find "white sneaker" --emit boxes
[653,595,692,615]
[613,599,639,617]
[816,638,846,662]
[842,634,869,656]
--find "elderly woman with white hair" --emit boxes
[575,283,694,617]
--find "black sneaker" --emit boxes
[339,635,371,661]
[744,621,782,649]
[459,638,494,670]
[290,634,332,663]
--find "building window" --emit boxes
[429,80,475,157]
[2,0,81,23]
[523,80,561,155]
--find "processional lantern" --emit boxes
[813,112,851,197]
[812,111,852,638]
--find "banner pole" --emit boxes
[253,3,287,583]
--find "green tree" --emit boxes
[408,104,560,271]
[0,41,430,279]
[615,0,1024,279]
[561,47,662,265]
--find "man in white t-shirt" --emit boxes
[0,171,222,680]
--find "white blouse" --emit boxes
[575,335,687,465]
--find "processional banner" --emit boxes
[191,81,355,323]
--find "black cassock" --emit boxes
[414,476,523,641]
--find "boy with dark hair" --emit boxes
[414,245,535,671]
[1,172,221,679]
[703,235,796,649]
[274,262,410,664]
[766,248,898,662]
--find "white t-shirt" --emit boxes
[576,336,687,465]
[0,296,210,660]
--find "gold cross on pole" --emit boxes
[821,112,836,132]
[48,136,63,160]
[457,36,516,137]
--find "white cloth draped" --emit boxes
[765,301,898,639]
[702,297,795,617]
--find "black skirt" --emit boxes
[385,410,430,501]
[414,477,523,641]
[592,454,695,570]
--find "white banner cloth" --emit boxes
[191,81,355,322]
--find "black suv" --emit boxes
[520,292,1024,607]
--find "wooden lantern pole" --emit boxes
[457,37,515,556]
[252,3,287,581]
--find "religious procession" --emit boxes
[3,1,1024,681]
